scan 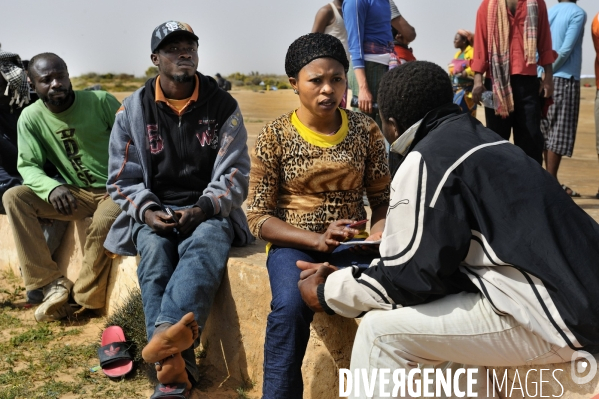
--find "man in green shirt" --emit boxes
[1,53,121,322]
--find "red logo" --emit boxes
[147,124,163,154]
[196,130,214,146]
[104,345,120,357]
[159,386,176,393]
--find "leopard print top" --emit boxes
[246,109,390,237]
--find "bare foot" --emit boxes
[155,352,192,391]
[142,312,198,363]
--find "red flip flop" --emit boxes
[97,325,133,378]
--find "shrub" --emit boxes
[145,66,159,78]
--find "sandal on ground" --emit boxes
[561,184,581,198]
[98,326,133,378]
[150,383,190,399]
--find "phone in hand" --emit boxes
[347,219,368,229]
[164,207,179,224]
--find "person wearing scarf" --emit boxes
[471,0,556,165]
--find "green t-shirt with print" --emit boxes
[17,90,121,201]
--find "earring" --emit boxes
[293,89,298,94]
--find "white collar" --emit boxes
[389,119,422,156]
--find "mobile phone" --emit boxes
[164,207,179,224]
[347,219,368,228]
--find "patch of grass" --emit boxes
[35,380,80,398]
[0,285,151,398]
[196,340,208,359]
[0,269,19,285]
[56,327,82,338]
[236,378,255,399]
[0,384,26,399]
[10,324,52,347]
[0,313,21,329]
[0,370,28,385]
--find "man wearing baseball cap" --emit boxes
[105,21,253,397]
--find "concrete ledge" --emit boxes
[0,215,357,398]
[1,214,598,398]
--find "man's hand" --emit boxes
[354,68,373,114]
[539,64,554,98]
[314,219,360,253]
[144,209,177,235]
[358,87,374,115]
[176,207,206,235]
[49,185,78,215]
[297,261,338,312]
[472,73,485,104]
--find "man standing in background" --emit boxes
[344,0,416,176]
[541,0,586,197]
[593,11,599,199]
[472,0,556,165]
[312,0,350,107]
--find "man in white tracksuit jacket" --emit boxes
[299,61,599,398]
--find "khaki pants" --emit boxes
[349,292,576,399]
[2,185,121,309]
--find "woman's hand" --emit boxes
[315,219,359,253]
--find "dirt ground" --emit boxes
[1,87,597,399]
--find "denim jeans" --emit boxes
[133,214,234,383]
[262,243,376,399]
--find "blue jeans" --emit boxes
[133,214,234,383]
[262,244,376,399]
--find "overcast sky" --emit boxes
[0,0,596,77]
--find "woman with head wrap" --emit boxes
[449,29,477,116]
[245,33,390,399]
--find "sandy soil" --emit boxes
[1,87,597,398]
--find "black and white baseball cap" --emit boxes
[151,21,199,53]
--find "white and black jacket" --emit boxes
[318,104,599,353]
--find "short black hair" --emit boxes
[285,32,349,78]
[378,61,453,130]
[29,53,68,79]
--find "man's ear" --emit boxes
[388,117,401,142]
[150,53,160,67]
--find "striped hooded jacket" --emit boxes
[318,104,599,353]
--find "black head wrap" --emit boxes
[285,33,349,78]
